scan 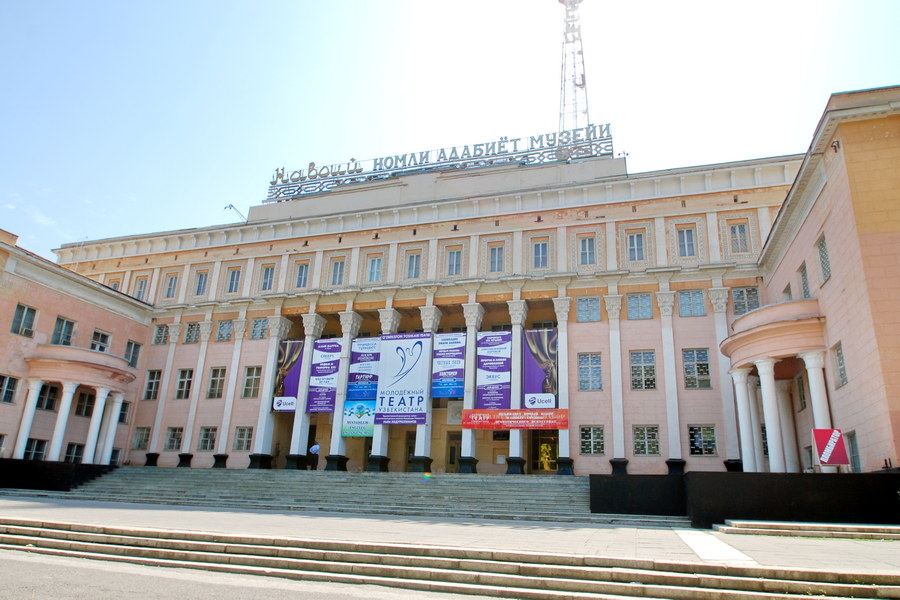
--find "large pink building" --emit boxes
[2,85,898,477]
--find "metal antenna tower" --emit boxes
[556,0,590,160]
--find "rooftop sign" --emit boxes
[265,123,613,202]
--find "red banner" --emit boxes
[812,429,850,466]
[462,409,568,430]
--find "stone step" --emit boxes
[714,520,900,540]
[0,519,896,599]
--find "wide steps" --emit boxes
[1,518,896,599]
[714,520,900,540]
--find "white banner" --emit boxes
[374,332,433,425]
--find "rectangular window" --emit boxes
[845,431,861,473]
[627,232,645,261]
[134,277,147,301]
[579,236,596,266]
[75,392,95,417]
[226,268,242,294]
[0,375,19,403]
[729,222,749,253]
[795,374,807,411]
[677,290,706,317]
[250,318,268,340]
[579,426,604,455]
[36,384,59,411]
[367,256,382,283]
[144,370,161,400]
[260,265,275,291]
[24,438,48,461]
[732,287,760,315]
[834,342,848,387]
[630,351,656,390]
[164,274,178,298]
[761,425,768,456]
[799,262,811,299]
[295,263,309,288]
[132,427,151,450]
[688,425,717,456]
[109,280,120,291]
[207,367,226,399]
[198,426,217,451]
[118,401,130,424]
[153,324,169,345]
[626,293,652,320]
[330,260,345,286]
[233,426,253,451]
[576,296,601,322]
[242,366,262,398]
[51,317,75,345]
[90,330,110,352]
[489,245,504,273]
[176,369,194,400]
[632,425,660,456]
[11,304,36,337]
[447,249,462,276]
[577,353,602,391]
[63,443,84,464]
[406,253,421,279]
[782,285,793,301]
[194,271,208,296]
[184,322,200,344]
[532,241,548,269]
[165,427,183,451]
[817,236,831,281]
[125,341,141,368]
[677,227,696,257]
[216,320,233,342]
[682,348,712,389]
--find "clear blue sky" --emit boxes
[2,0,898,260]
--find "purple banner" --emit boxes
[431,332,466,398]
[273,340,304,412]
[523,329,558,409]
[347,338,380,401]
[307,339,342,413]
[475,331,512,410]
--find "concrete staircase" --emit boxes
[0,517,897,599]
[0,466,689,527]
[714,520,900,540]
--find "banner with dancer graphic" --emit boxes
[272,340,303,412]
[374,332,433,425]
[347,338,380,401]
[306,339,342,413]
[523,329,558,409]
[431,332,466,398]
[475,331,512,409]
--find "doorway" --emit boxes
[529,430,558,473]
[446,431,462,473]
[404,431,416,472]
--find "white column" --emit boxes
[82,387,110,464]
[47,382,79,461]
[729,368,757,472]
[414,306,442,460]
[709,288,740,462]
[755,358,785,472]
[775,379,801,472]
[13,379,44,458]
[507,300,527,463]
[216,319,247,455]
[656,291,682,461]
[329,311,362,458]
[604,295,626,459]
[181,321,214,454]
[149,322,181,453]
[747,376,765,470]
[371,308,401,457]
[251,316,293,456]
[553,297,571,461]
[799,350,836,473]
[461,303,484,460]
[289,313,325,457]
[99,393,125,465]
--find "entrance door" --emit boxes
[446,432,462,473]
[405,431,416,472]
[529,430,558,473]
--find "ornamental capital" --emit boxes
[419,305,443,333]
[603,294,623,320]
[379,308,401,335]
[301,313,327,338]
[462,303,485,330]
[655,291,675,317]
[708,287,730,314]
[552,296,572,322]
[267,316,293,340]
[339,311,363,338]
[507,299,528,327]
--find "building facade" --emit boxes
[3,86,898,476]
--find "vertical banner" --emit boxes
[431,332,466,398]
[523,329,559,409]
[475,331,512,409]
[306,339,342,413]
[813,429,850,466]
[273,340,304,412]
[374,332,433,425]
[342,338,380,437]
